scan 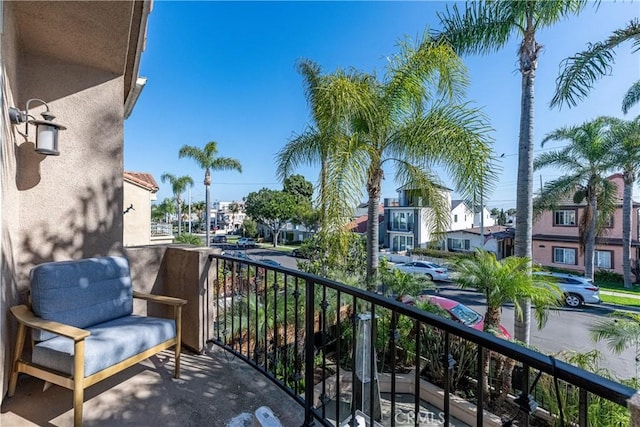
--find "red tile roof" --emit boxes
[124,172,159,192]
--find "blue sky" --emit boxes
[124,1,640,210]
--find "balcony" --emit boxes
[2,247,639,426]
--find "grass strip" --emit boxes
[600,294,640,308]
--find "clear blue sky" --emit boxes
[124,1,640,210]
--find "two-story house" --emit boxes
[532,174,640,276]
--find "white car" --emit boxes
[236,237,256,247]
[394,261,449,281]
[533,271,601,308]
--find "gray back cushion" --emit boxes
[30,256,133,341]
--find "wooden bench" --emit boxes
[7,256,187,426]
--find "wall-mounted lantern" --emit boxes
[8,98,66,156]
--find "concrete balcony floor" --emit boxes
[1,348,304,426]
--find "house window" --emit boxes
[554,210,576,226]
[595,250,613,269]
[392,235,413,252]
[454,214,458,223]
[391,212,413,231]
[553,247,577,265]
[448,238,470,251]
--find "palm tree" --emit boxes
[437,0,590,344]
[606,115,640,288]
[533,117,618,280]
[190,201,206,227]
[152,197,175,223]
[229,201,240,232]
[276,59,337,230]
[160,173,194,236]
[300,35,494,287]
[179,141,242,247]
[454,249,561,408]
[623,81,640,115]
[551,18,640,110]
[591,310,640,379]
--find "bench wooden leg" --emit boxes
[8,322,27,397]
[73,340,85,427]
[174,306,182,379]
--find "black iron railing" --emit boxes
[207,253,636,426]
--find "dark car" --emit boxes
[291,248,305,258]
[212,235,227,244]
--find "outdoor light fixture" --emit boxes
[8,98,66,156]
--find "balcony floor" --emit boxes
[1,348,304,426]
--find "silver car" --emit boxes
[394,261,449,281]
[533,271,601,308]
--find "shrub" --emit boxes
[174,233,204,246]
[595,269,623,285]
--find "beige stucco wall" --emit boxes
[123,181,153,246]
[1,3,130,398]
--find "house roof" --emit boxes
[447,225,514,238]
[348,213,383,234]
[124,172,159,193]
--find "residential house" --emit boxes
[450,199,495,231]
[0,0,152,400]
[123,171,174,246]
[532,174,640,276]
[382,186,453,252]
[445,226,515,259]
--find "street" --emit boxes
[237,249,637,380]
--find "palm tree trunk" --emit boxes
[623,174,634,288]
[177,198,182,236]
[513,29,537,344]
[205,169,211,248]
[584,195,598,280]
[365,169,383,287]
[320,158,328,230]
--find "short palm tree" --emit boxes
[307,34,494,286]
[591,310,640,380]
[453,249,561,408]
[160,173,194,236]
[179,141,242,246]
[534,117,618,280]
[437,0,591,344]
[152,197,175,223]
[605,115,640,288]
[551,18,640,110]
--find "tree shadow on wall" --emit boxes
[19,173,123,284]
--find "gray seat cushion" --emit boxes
[30,256,133,341]
[32,315,176,377]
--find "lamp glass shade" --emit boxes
[35,123,60,155]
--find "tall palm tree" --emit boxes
[533,117,618,280]
[454,249,560,408]
[276,59,338,230]
[179,141,242,247]
[301,35,494,286]
[160,173,193,236]
[551,18,640,110]
[437,0,590,345]
[606,115,640,288]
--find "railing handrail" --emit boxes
[210,253,637,408]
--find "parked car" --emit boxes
[260,259,281,267]
[212,235,227,244]
[394,261,449,281]
[533,271,601,308]
[228,251,253,261]
[416,295,512,339]
[291,248,303,258]
[237,237,257,248]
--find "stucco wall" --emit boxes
[1,11,127,399]
[123,181,153,246]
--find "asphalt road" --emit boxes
[235,248,637,380]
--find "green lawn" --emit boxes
[600,293,640,308]
[597,281,640,295]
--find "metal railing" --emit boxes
[207,253,636,426]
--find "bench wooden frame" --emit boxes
[8,291,187,427]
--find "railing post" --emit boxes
[629,391,640,427]
[302,279,316,427]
